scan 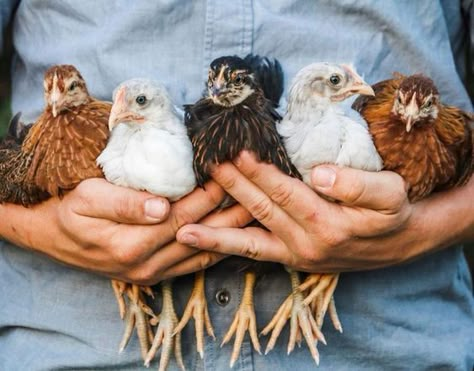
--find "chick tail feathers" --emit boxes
[244,54,284,108]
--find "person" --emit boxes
[0,1,473,370]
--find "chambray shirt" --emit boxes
[0,1,473,370]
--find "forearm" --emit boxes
[404,177,474,259]
[0,202,41,250]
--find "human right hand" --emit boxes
[0,178,252,285]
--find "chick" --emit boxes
[97,78,196,371]
[274,62,382,363]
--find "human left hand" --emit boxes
[176,151,471,273]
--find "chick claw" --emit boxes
[262,270,326,365]
[145,280,184,371]
[304,273,342,332]
[117,283,156,361]
[173,270,215,359]
[221,271,261,368]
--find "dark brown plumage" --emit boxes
[0,64,111,206]
[0,112,32,148]
[184,54,300,367]
[352,73,473,202]
[185,55,299,186]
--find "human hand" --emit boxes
[0,178,252,284]
[176,151,426,272]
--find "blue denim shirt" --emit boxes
[0,1,473,370]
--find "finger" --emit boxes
[108,181,228,252]
[232,151,333,225]
[210,161,302,244]
[72,178,171,224]
[139,204,253,281]
[311,165,408,212]
[176,225,293,265]
[159,252,227,280]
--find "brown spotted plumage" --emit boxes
[352,73,473,202]
[0,64,110,206]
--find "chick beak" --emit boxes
[211,85,224,98]
[50,85,62,118]
[210,69,226,99]
[403,93,418,133]
[341,64,375,97]
[108,87,145,131]
[405,116,413,133]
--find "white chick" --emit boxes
[97,78,195,371]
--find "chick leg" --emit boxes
[113,280,156,360]
[145,280,185,371]
[262,268,325,365]
[173,270,215,359]
[304,273,342,332]
[221,271,261,368]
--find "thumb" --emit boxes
[311,165,407,211]
[70,178,170,224]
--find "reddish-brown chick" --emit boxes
[352,73,473,202]
[0,65,110,205]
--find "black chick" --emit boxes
[184,54,300,367]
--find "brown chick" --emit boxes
[0,66,163,364]
[0,65,110,206]
[352,73,473,202]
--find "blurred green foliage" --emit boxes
[0,98,11,137]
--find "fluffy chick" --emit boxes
[97,79,195,371]
[185,54,300,368]
[271,62,382,363]
[0,65,110,206]
[352,73,473,202]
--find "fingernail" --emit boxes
[178,233,198,246]
[313,167,336,188]
[144,198,167,221]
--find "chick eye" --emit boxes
[69,81,78,91]
[136,95,147,105]
[397,96,403,104]
[423,100,432,109]
[329,74,341,85]
[234,74,244,85]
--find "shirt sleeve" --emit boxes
[0,0,19,52]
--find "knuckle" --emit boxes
[249,196,273,222]
[269,182,294,208]
[320,229,345,249]
[244,163,261,182]
[216,170,237,191]
[127,268,157,286]
[112,243,141,266]
[241,238,260,260]
[384,174,409,211]
[198,253,217,270]
[205,184,225,207]
[303,208,320,224]
[74,185,94,210]
[113,196,135,221]
[344,177,367,205]
[170,207,196,231]
[298,245,320,264]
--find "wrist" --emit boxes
[405,178,474,259]
[0,200,57,252]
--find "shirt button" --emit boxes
[215,289,231,306]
